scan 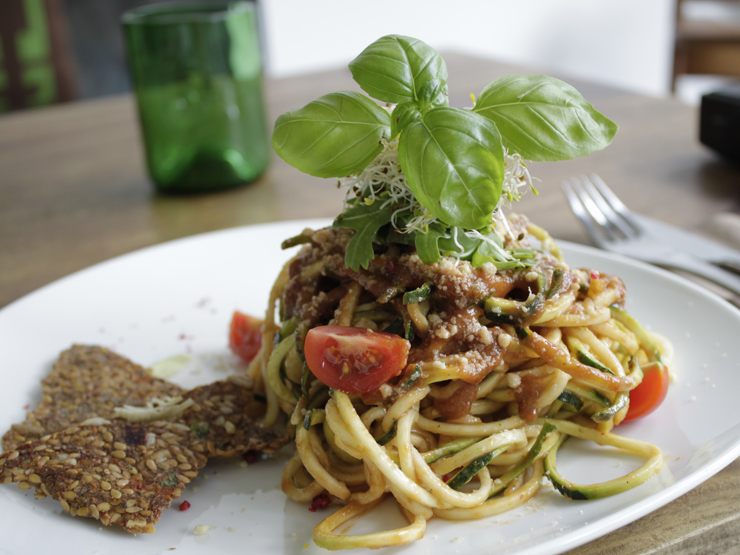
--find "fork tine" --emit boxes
[561,179,608,248]
[579,175,636,239]
[572,176,626,243]
[588,174,642,234]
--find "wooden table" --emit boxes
[2,53,740,553]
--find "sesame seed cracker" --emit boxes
[3,345,184,451]
[0,345,289,534]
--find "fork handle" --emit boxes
[716,259,740,278]
[662,253,740,298]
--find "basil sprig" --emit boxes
[472,75,618,161]
[272,91,390,178]
[273,35,617,270]
[349,35,448,106]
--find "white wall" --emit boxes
[260,0,677,97]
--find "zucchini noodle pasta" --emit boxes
[245,214,670,550]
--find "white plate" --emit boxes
[1,219,740,555]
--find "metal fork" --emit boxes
[562,174,740,297]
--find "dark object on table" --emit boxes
[700,83,740,163]
[0,0,76,111]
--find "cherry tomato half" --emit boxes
[623,362,669,422]
[229,311,264,364]
[304,326,410,394]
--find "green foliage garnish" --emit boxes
[349,35,448,106]
[472,75,618,162]
[399,107,504,229]
[273,35,617,271]
[272,91,390,178]
[333,202,393,272]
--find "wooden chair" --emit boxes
[0,0,76,112]
[672,0,740,92]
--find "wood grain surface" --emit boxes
[1,52,740,553]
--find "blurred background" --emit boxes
[1,0,739,112]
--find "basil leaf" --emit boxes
[437,228,481,258]
[414,224,446,263]
[349,35,447,104]
[391,101,422,138]
[398,107,504,230]
[417,78,448,113]
[333,202,393,271]
[471,236,506,267]
[272,91,391,178]
[473,75,618,162]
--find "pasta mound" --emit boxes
[246,215,668,550]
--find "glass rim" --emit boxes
[121,1,254,26]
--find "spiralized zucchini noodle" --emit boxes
[245,215,670,550]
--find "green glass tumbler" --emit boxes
[123,2,269,193]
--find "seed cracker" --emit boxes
[0,419,207,534]
[0,345,289,534]
[2,345,185,451]
[181,378,289,457]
